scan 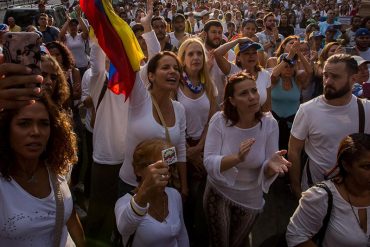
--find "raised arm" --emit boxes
[213,38,250,75]
[75,5,89,40]
[59,10,71,42]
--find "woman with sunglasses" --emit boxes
[203,71,291,246]
[287,133,370,247]
[213,37,272,112]
[271,47,310,150]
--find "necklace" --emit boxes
[149,194,167,223]
[346,187,366,233]
[15,165,41,184]
[183,72,203,94]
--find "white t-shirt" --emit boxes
[286,180,370,247]
[359,48,370,61]
[204,112,278,209]
[0,172,74,247]
[81,68,93,133]
[291,95,370,190]
[65,33,89,68]
[229,63,271,107]
[89,44,128,165]
[115,187,189,247]
[177,88,210,140]
[119,63,187,187]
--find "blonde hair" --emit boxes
[177,38,216,107]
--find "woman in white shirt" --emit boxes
[119,4,188,199]
[59,5,89,78]
[213,37,272,112]
[177,37,217,245]
[115,139,189,247]
[286,133,370,247]
[0,94,84,246]
[203,71,291,247]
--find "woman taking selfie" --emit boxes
[115,139,189,247]
[287,133,370,247]
[0,94,84,246]
[203,71,291,246]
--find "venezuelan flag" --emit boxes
[80,0,144,98]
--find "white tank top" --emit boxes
[177,88,210,140]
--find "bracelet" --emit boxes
[130,196,149,217]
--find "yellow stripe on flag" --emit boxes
[102,0,144,71]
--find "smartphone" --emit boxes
[2,32,42,76]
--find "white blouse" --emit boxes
[286,180,370,247]
[115,187,189,247]
[204,112,278,209]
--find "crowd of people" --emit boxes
[0,0,369,246]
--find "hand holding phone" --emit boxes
[0,63,42,110]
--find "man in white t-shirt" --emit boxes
[168,13,189,49]
[288,54,370,199]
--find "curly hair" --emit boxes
[0,94,78,180]
[223,71,263,126]
[45,41,76,70]
[41,54,71,110]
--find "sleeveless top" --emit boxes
[271,78,300,118]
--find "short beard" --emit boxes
[324,82,351,100]
[205,38,220,49]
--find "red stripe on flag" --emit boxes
[80,0,136,98]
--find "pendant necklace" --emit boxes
[183,72,203,94]
[16,165,41,184]
[346,187,367,235]
[150,194,167,223]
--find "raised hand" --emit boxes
[140,0,153,31]
[0,63,43,110]
[238,138,256,161]
[267,150,292,176]
[75,5,82,18]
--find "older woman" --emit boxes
[287,133,370,247]
[0,94,84,246]
[203,71,291,246]
[115,139,189,247]
[213,37,272,112]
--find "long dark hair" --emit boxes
[223,71,263,126]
